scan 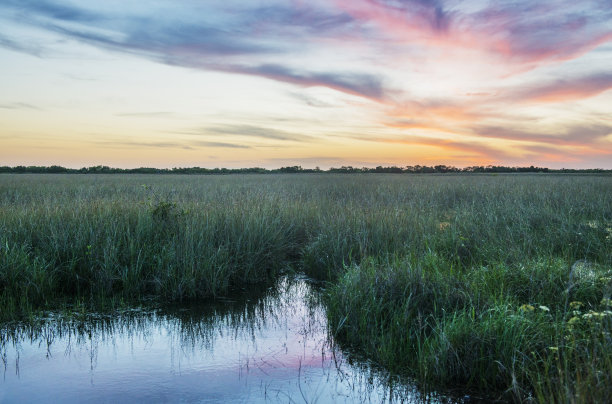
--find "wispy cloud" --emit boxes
[190,124,314,142]
[0,33,45,56]
[3,0,611,72]
[95,139,250,150]
[2,0,100,22]
[472,124,612,145]
[209,64,387,101]
[191,141,251,149]
[0,102,42,110]
[115,112,173,118]
[289,92,335,108]
[335,0,612,68]
[509,72,612,103]
[334,0,453,35]
[0,0,389,101]
[469,1,612,64]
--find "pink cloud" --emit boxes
[333,0,612,70]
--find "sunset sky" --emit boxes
[1,0,611,169]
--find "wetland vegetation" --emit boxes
[1,173,611,402]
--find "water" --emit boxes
[1,276,430,403]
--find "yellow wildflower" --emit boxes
[568,316,580,325]
[569,301,583,310]
[519,304,535,312]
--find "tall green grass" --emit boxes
[0,175,312,315]
[1,173,611,401]
[326,257,612,401]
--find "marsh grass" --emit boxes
[1,173,611,401]
[326,253,611,402]
[0,175,311,316]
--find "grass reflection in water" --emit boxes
[1,276,438,403]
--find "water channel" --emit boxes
[1,276,444,403]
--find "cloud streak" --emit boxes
[469,1,612,65]
[0,33,45,56]
[115,112,173,118]
[190,124,314,143]
[0,0,383,100]
[510,73,612,103]
[209,64,387,101]
[472,124,612,146]
[95,139,251,150]
[329,0,612,81]
[0,102,41,110]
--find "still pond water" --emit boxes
[1,276,443,403]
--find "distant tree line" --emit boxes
[0,164,610,174]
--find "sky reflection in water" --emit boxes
[1,276,428,403]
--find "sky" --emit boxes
[1,0,611,169]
